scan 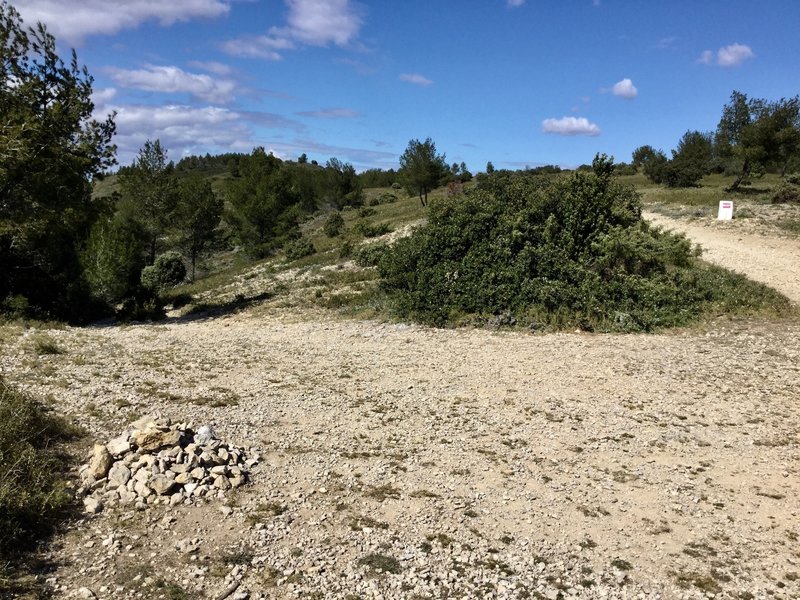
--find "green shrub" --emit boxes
[379,155,788,331]
[785,173,800,186]
[354,220,393,238]
[339,240,354,259]
[358,207,377,218]
[771,183,800,204]
[141,251,186,293]
[369,192,398,206]
[0,379,79,562]
[391,182,402,191]
[117,295,166,322]
[323,212,345,237]
[354,243,389,267]
[284,238,315,260]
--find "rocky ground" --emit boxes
[1,210,798,600]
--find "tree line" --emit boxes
[633,92,800,189]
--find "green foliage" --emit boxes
[226,148,303,258]
[716,91,800,190]
[369,192,398,206]
[771,183,800,204]
[325,157,363,209]
[0,379,78,562]
[0,3,116,322]
[140,251,186,293]
[173,176,223,280]
[379,155,788,331]
[323,212,346,237]
[82,216,145,304]
[284,237,315,260]
[354,243,389,267]
[354,220,392,238]
[398,137,449,206]
[359,168,397,188]
[117,140,176,264]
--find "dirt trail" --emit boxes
[645,211,800,303]
[2,217,799,599]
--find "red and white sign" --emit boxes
[718,200,734,220]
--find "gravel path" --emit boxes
[645,211,800,304]
[2,218,799,600]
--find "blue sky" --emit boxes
[14,0,800,171]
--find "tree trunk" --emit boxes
[729,158,750,191]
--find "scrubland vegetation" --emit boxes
[2,3,800,592]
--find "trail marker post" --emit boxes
[718,200,734,220]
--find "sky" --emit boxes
[12,0,800,172]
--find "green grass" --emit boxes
[618,172,784,207]
[0,379,81,594]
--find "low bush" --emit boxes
[141,251,186,293]
[0,379,79,562]
[354,243,389,267]
[771,183,800,204]
[323,212,345,237]
[379,155,789,331]
[354,220,393,238]
[284,238,315,260]
[369,192,398,206]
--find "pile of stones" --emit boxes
[78,415,252,513]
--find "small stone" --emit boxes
[229,475,245,488]
[77,587,97,599]
[134,480,153,498]
[150,475,176,496]
[213,475,231,490]
[175,472,193,485]
[170,492,185,506]
[191,467,206,480]
[220,506,233,517]
[133,427,181,452]
[88,444,113,479]
[210,465,228,476]
[184,482,199,496]
[194,425,216,445]
[108,463,132,487]
[106,434,131,457]
[83,497,102,514]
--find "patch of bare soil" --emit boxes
[1,220,798,599]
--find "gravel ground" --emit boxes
[1,213,798,600]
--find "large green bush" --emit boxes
[379,155,788,331]
[140,251,187,294]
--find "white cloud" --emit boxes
[612,78,637,100]
[14,0,231,44]
[188,61,234,76]
[221,34,295,60]
[106,65,236,104]
[399,73,433,86]
[281,0,361,46]
[296,108,361,119]
[102,103,252,165]
[698,43,754,67]
[541,116,600,136]
[717,43,754,67]
[91,87,117,107]
[697,50,714,65]
[507,0,525,7]
[223,0,362,60]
